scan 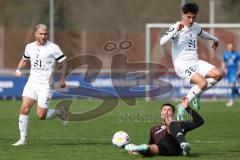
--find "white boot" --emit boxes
[226,100,233,107]
[180,142,191,156]
[12,138,27,146]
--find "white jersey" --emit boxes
[160,22,218,68]
[23,41,66,85]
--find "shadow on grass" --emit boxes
[226,149,240,153]
[187,153,201,157]
[45,141,112,146]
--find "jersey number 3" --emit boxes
[185,67,196,77]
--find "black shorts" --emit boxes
[157,134,181,156]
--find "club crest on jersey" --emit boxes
[168,27,174,32]
[165,27,175,35]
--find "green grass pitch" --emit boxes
[0,99,240,160]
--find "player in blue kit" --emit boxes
[222,42,240,107]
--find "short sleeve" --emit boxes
[23,45,30,60]
[53,45,66,63]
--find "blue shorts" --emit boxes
[227,73,237,83]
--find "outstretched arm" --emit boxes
[180,97,204,133]
[199,30,218,50]
[182,107,204,133]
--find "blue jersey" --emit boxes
[223,51,240,73]
[223,51,240,83]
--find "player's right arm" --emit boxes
[160,22,183,45]
[15,58,28,77]
[15,45,30,77]
[180,107,204,134]
[180,97,204,133]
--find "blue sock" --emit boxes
[231,87,239,99]
[231,87,235,100]
[233,87,239,98]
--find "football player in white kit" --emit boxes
[13,24,68,146]
[160,3,223,120]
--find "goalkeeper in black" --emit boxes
[125,97,204,156]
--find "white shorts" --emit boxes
[22,82,52,109]
[174,60,215,83]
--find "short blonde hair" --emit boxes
[35,24,48,31]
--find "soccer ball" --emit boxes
[112,131,130,148]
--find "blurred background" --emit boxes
[0,0,240,99]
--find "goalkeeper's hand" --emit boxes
[181,97,189,109]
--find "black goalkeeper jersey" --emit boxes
[149,107,204,146]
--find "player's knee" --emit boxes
[20,106,31,115]
[216,70,224,80]
[38,115,46,120]
[213,69,223,80]
[198,80,208,90]
[37,112,46,120]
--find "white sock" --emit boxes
[45,109,56,119]
[200,78,219,95]
[205,78,218,90]
[186,85,202,102]
[19,114,29,140]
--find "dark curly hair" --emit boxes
[160,103,175,113]
[182,2,199,14]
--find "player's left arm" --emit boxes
[198,30,219,50]
[58,59,68,88]
[53,44,68,88]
